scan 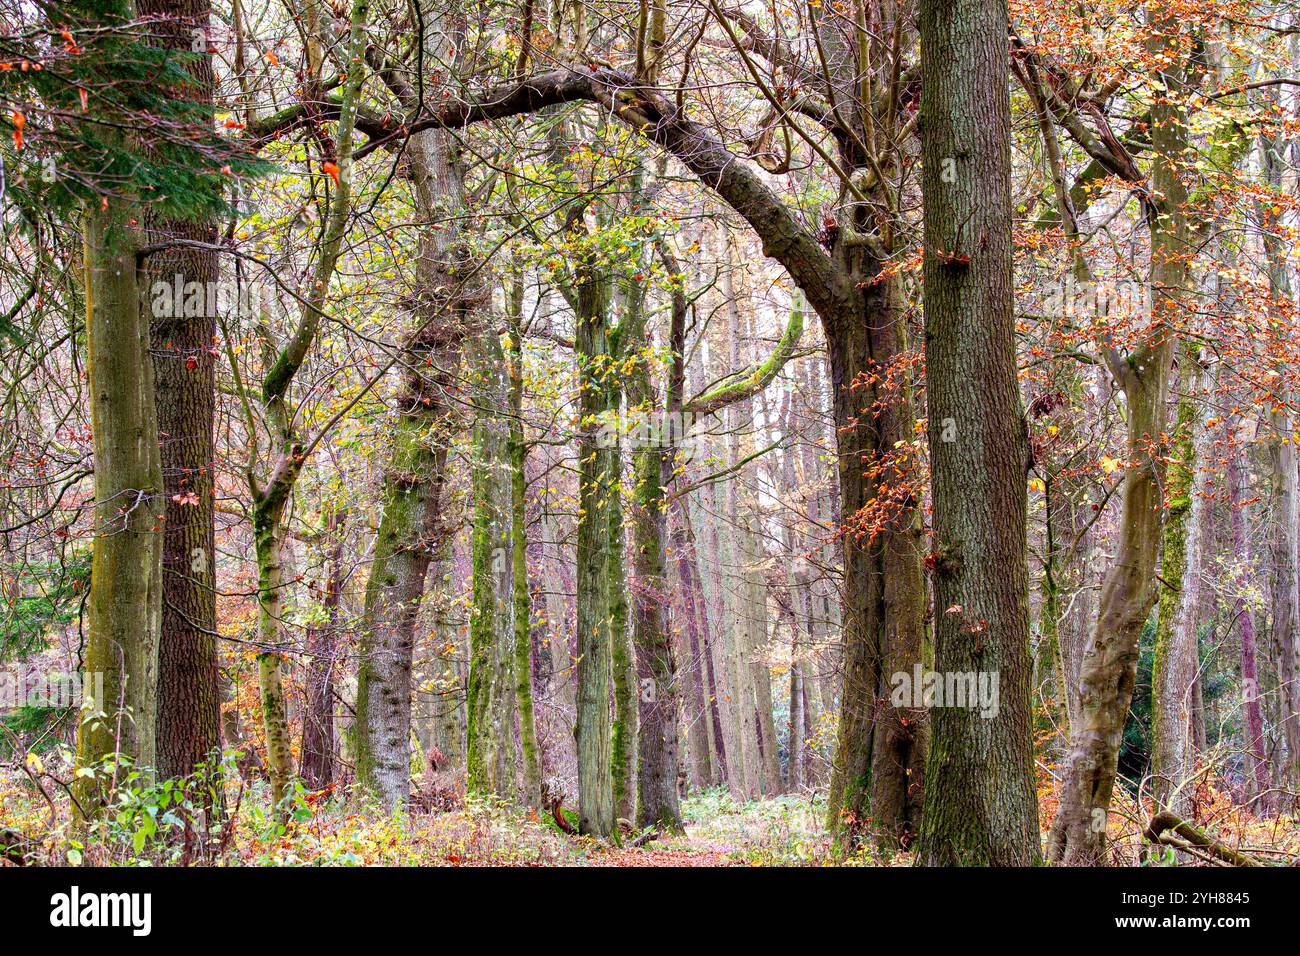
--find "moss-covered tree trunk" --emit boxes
[1150,350,1214,812]
[245,0,369,819]
[424,540,465,769]
[505,272,543,809]
[353,123,466,808]
[353,424,449,807]
[620,252,681,829]
[608,433,635,823]
[573,249,619,837]
[253,499,294,814]
[74,194,165,816]
[466,333,519,798]
[626,426,680,827]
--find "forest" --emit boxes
[0,0,1299,875]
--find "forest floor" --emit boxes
[0,765,860,866]
[225,788,850,867]
[6,760,1297,866]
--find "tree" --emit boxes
[1150,350,1215,812]
[1044,9,1193,865]
[240,0,370,815]
[353,117,470,807]
[912,0,1040,865]
[465,331,520,798]
[139,0,222,787]
[26,0,240,814]
[571,227,621,837]
[505,269,544,810]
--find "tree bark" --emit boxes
[573,249,618,837]
[1150,351,1215,813]
[140,0,222,785]
[353,123,465,808]
[75,194,165,816]
[465,333,518,798]
[671,501,715,788]
[506,272,543,808]
[301,509,346,790]
[914,0,1040,865]
[1260,124,1300,789]
[1229,434,1272,805]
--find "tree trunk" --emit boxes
[671,502,715,788]
[824,270,928,852]
[1150,351,1215,812]
[573,251,618,837]
[301,509,346,790]
[609,464,635,823]
[506,273,543,809]
[466,333,518,798]
[353,421,449,807]
[1230,435,1272,805]
[737,508,783,795]
[141,0,222,785]
[623,252,682,829]
[351,91,478,802]
[1047,11,1187,865]
[244,0,369,820]
[915,0,1040,865]
[74,196,165,815]
[1260,125,1300,789]
[253,503,294,814]
[684,499,730,785]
